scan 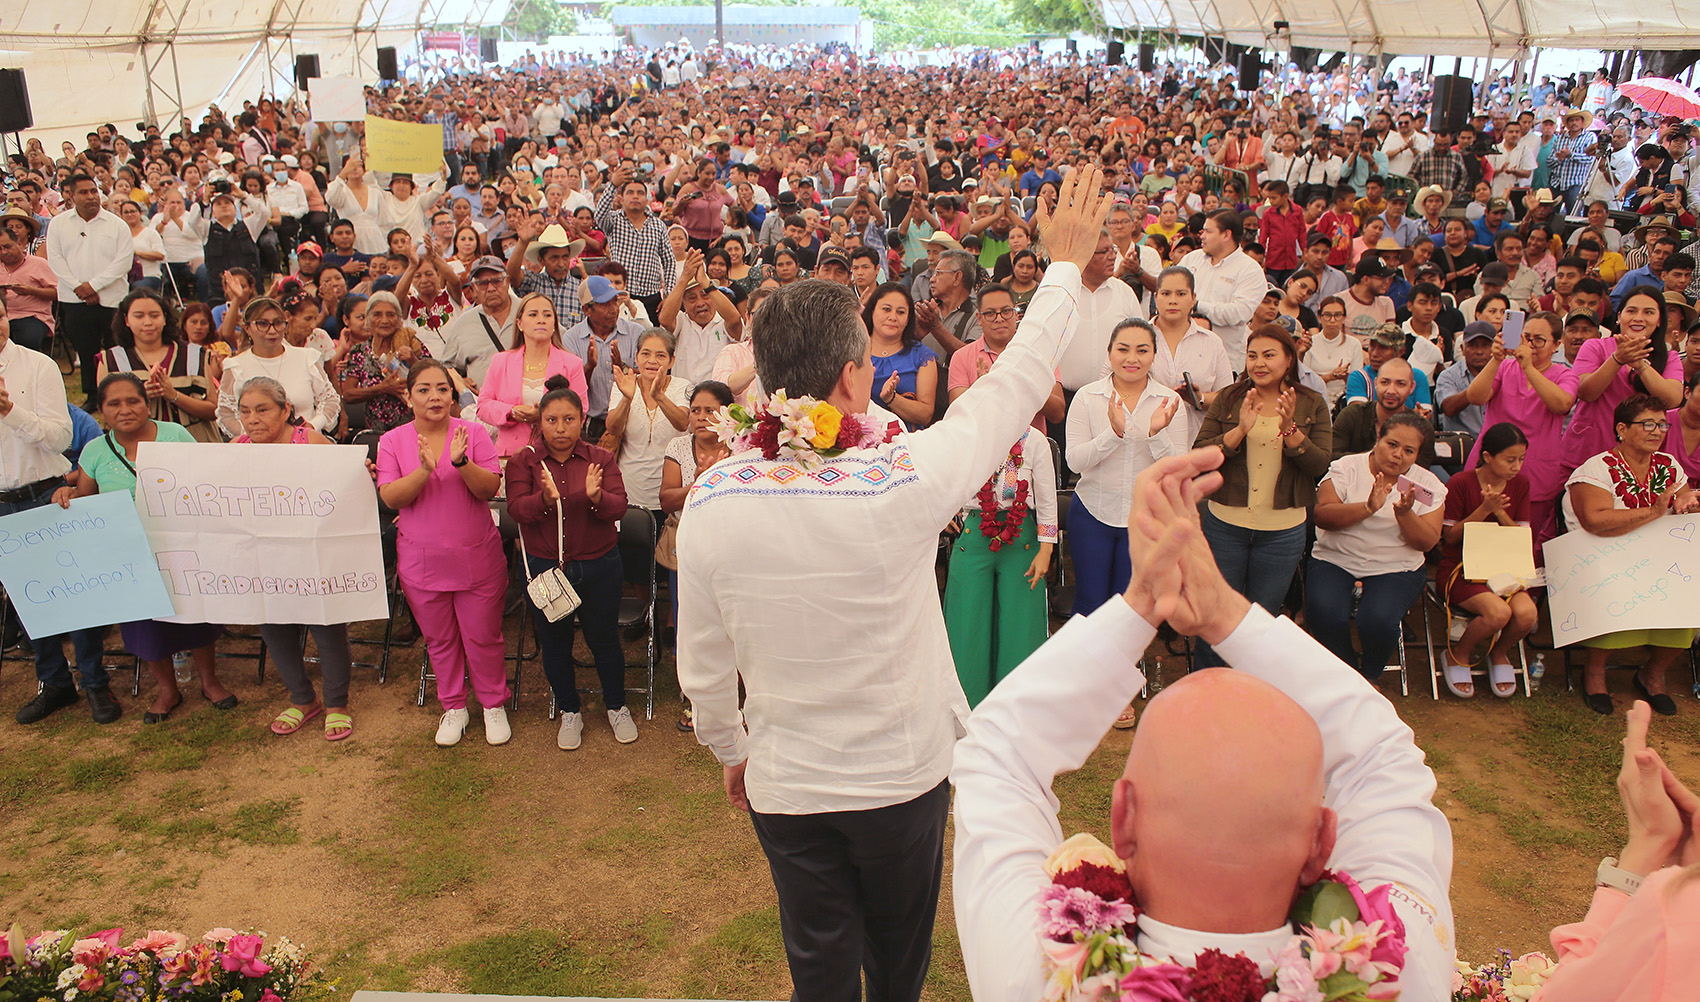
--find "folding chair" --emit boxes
[1419,582,1532,698]
[551,508,658,720]
[1022,196,1037,217]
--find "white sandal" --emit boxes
[1444,660,1475,698]
[1488,662,1518,698]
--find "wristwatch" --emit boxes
[451,455,470,468]
[1595,857,1644,896]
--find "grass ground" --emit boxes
[3,616,1698,1000]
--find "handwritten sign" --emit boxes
[0,493,176,636]
[134,442,387,626]
[309,77,367,122]
[1542,516,1700,644]
[364,116,444,174]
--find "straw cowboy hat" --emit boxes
[0,207,39,240]
[1562,108,1594,131]
[1372,236,1413,264]
[524,223,585,264]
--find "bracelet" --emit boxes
[1596,857,1644,896]
[1281,423,1300,439]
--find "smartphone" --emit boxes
[1501,309,1525,351]
[1179,371,1204,411]
[1395,475,1436,508]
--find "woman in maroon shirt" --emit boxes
[506,375,634,750]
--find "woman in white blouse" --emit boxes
[1148,265,1235,446]
[1305,412,1446,679]
[604,328,690,511]
[324,157,387,255]
[1064,318,1187,619]
[216,297,341,439]
[943,423,1057,708]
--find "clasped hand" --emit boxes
[1120,449,1251,644]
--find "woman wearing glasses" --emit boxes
[862,283,938,430]
[1563,394,1700,715]
[215,297,341,440]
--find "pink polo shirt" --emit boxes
[0,253,57,331]
[376,417,506,592]
[948,339,1050,431]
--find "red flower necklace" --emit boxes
[977,439,1028,552]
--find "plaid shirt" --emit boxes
[1551,133,1597,189]
[1411,146,1466,194]
[516,269,585,328]
[423,112,459,151]
[595,184,677,299]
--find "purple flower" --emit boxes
[1118,962,1192,1002]
[1038,885,1137,940]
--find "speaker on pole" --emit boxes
[1066,39,1078,54]
[1138,42,1155,73]
[294,54,320,91]
[1429,74,1473,133]
[1106,40,1124,66]
[1237,52,1261,89]
[0,69,33,133]
[480,37,499,63]
[377,46,398,81]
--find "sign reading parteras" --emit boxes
[134,442,388,626]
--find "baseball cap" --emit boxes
[1461,321,1497,342]
[467,255,506,277]
[816,249,850,272]
[1480,261,1510,284]
[1368,320,1405,346]
[584,275,619,303]
[1353,258,1390,280]
[295,241,324,258]
[1564,308,1600,327]
[1487,197,1510,212]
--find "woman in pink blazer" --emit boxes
[477,292,589,461]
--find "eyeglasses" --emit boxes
[1319,311,1346,320]
[247,319,285,331]
[978,307,1018,320]
[1628,419,1672,433]
[472,276,505,288]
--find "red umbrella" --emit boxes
[1618,77,1700,120]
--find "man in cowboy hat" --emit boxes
[1552,108,1598,212]
[1414,183,1449,242]
[1626,213,1682,270]
[506,216,587,327]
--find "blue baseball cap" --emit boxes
[584,275,619,304]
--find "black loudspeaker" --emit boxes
[1066,39,1078,54]
[1106,40,1124,65]
[480,38,498,63]
[377,46,398,81]
[0,69,32,133]
[1429,74,1474,133]
[1237,52,1261,89]
[295,54,320,90]
[1139,42,1155,73]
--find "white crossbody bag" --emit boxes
[524,475,582,622]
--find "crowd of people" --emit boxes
[4,41,1700,1002]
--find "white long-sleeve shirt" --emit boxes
[1179,246,1266,362]
[677,263,1083,816]
[216,345,340,438]
[950,600,1456,1002]
[1056,277,1143,392]
[0,339,73,487]
[156,208,208,263]
[1064,377,1188,526]
[963,425,1058,542]
[45,208,133,307]
[373,175,447,241]
[268,178,309,219]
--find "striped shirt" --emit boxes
[516,269,585,328]
[1551,133,1597,190]
[595,185,678,299]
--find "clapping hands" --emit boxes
[1119,449,1249,641]
[1617,701,1700,875]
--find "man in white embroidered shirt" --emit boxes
[679,168,1111,1002]
[951,450,1456,1002]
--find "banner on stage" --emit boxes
[134,442,388,626]
[309,78,367,121]
[1542,516,1700,644]
[364,116,443,174]
[0,493,177,636]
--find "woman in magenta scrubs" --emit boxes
[1666,372,1700,482]
[1560,287,1685,493]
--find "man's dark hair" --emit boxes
[1206,208,1243,245]
[1668,253,1695,272]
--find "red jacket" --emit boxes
[1259,200,1307,271]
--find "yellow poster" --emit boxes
[364,116,444,174]
[1462,522,1536,582]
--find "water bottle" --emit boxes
[172,651,192,684]
[1528,653,1545,692]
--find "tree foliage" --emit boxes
[613,0,1046,49]
[505,0,579,41]
[1009,0,1095,36]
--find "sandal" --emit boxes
[1488,662,1518,698]
[271,703,323,735]
[203,692,239,711]
[1112,704,1140,730]
[323,711,353,741]
[676,706,694,733]
[1443,660,1475,699]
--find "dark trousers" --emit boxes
[259,623,353,708]
[59,302,115,398]
[1067,494,1130,618]
[300,210,330,248]
[635,292,663,322]
[750,779,949,1002]
[0,483,110,692]
[523,547,625,712]
[1304,558,1427,681]
[7,316,51,354]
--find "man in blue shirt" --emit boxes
[1610,239,1685,311]
[1018,151,1061,196]
[1344,322,1434,409]
[1471,198,1515,248]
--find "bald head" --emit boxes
[1111,669,1333,932]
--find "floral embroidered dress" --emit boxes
[344,340,431,434]
[1561,448,1682,527]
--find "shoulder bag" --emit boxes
[524,456,582,621]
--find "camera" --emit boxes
[209,178,234,197]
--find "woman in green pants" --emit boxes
[944,423,1056,706]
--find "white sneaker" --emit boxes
[557,711,583,751]
[434,708,469,746]
[608,706,638,744]
[483,706,511,745]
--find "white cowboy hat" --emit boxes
[524,223,586,264]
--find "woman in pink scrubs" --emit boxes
[1561,287,1685,493]
[377,359,511,749]
[1666,372,1700,482]
[1464,311,1579,543]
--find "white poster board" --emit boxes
[309,77,367,122]
[1542,515,1700,645]
[133,442,388,626]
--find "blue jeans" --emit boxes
[1194,506,1307,668]
[1304,559,1427,681]
[1067,494,1130,618]
[1560,182,1586,215]
[523,547,625,713]
[0,483,110,692]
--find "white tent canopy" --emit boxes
[0,0,511,140]
[1093,0,1700,59]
